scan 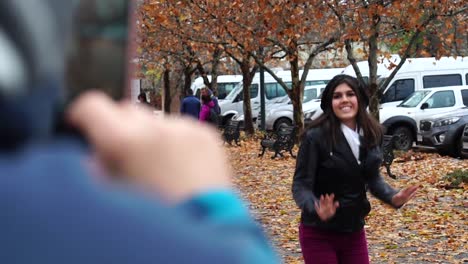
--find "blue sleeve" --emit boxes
[177,191,278,262]
[0,142,279,264]
[180,99,185,112]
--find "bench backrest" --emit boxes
[224,120,241,134]
[274,125,296,147]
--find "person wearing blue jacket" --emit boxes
[180,88,201,119]
[0,1,278,263]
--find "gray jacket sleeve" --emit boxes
[367,174,400,207]
[366,147,400,207]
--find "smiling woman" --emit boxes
[292,74,419,264]
[331,83,359,130]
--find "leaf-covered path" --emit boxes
[226,139,467,264]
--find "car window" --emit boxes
[303,89,318,103]
[462,89,468,106]
[235,84,259,101]
[381,79,415,103]
[400,90,431,107]
[305,80,327,86]
[423,74,462,88]
[217,82,239,99]
[265,83,278,99]
[425,90,455,108]
[265,82,288,99]
[225,84,242,100]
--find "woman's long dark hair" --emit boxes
[305,75,382,150]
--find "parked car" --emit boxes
[258,84,325,131]
[380,85,468,150]
[219,68,343,126]
[418,107,468,157]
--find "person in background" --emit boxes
[199,91,217,125]
[180,88,200,119]
[0,0,278,263]
[201,87,221,115]
[292,74,418,264]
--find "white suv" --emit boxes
[380,85,468,150]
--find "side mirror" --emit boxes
[420,102,429,110]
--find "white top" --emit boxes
[341,123,362,164]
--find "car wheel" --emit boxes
[274,118,292,131]
[445,133,462,158]
[392,126,413,151]
[457,134,467,159]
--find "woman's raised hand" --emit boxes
[314,193,340,221]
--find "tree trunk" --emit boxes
[241,59,254,135]
[183,67,192,92]
[289,52,304,138]
[368,14,381,120]
[210,47,223,96]
[163,68,171,113]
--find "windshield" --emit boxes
[225,83,242,100]
[303,89,319,103]
[377,77,387,86]
[399,90,431,107]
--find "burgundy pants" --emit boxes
[299,224,370,264]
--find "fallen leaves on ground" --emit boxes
[225,138,468,264]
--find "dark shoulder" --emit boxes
[301,127,324,144]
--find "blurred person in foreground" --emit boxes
[292,75,418,264]
[0,0,278,263]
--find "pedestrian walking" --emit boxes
[180,88,200,119]
[292,74,418,264]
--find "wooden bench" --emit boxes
[258,124,296,159]
[223,120,241,146]
[382,135,397,179]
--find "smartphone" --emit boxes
[56,0,131,139]
[65,0,131,101]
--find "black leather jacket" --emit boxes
[292,127,399,233]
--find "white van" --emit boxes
[379,57,468,108]
[190,75,243,99]
[219,68,343,124]
[342,56,468,108]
